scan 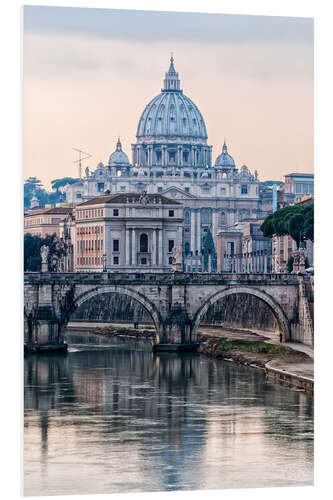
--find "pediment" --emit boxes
[162,186,196,199]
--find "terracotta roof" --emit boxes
[25,207,74,216]
[77,193,182,206]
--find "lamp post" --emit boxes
[102,254,107,272]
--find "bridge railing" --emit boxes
[24,271,299,285]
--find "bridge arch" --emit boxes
[64,285,163,343]
[192,285,290,341]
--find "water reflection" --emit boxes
[24,330,313,496]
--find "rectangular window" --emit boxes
[169,210,174,217]
[113,256,119,265]
[185,187,190,193]
[169,151,176,162]
[98,182,104,192]
[241,185,248,194]
[113,209,119,216]
[141,257,147,265]
[158,187,163,193]
[113,239,119,252]
[168,239,175,252]
[169,256,173,264]
[120,186,126,192]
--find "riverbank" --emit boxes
[68,321,155,340]
[197,327,313,394]
[67,322,314,394]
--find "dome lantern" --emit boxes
[162,54,182,93]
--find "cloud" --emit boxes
[24,6,313,46]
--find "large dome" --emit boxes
[136,57,208,141]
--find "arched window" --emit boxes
[202,210,210,224]
[140,233,148,253]
[220,212,226,225]
[185,211,190,224]
[184,242,190,254]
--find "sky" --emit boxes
[24,6,314,189]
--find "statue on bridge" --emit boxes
[40,245,49,272]
[171,244,183,272]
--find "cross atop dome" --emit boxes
[162,54,182,92]
[222,140,228,153]
[116,137,122,151]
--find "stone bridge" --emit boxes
[24,272,313,350]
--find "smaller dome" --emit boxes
[97,162,104,168]
[214,141,235,168]
[108,138,130,166]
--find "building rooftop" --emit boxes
[25,206,74,216]
[77,192,182,207]
[284,172,314,178]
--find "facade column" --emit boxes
[131,145,136,166]
[149,146,153,166]
[190,210,196,253]
[177,146,181,167]
[162,146,167,166]
[196,210,201,254]
[152,229,157,266]
[132,229,136,266]
[126,228,130,266]
[158,229,163,266]
[208,146,212,168]
[212,210,218,243]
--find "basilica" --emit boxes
[65,56,270,266]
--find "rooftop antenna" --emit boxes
[73,148,92,179]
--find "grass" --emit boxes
[208,339,284,355]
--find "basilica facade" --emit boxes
[65,57,268,265]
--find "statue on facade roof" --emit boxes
[138,190,149,205]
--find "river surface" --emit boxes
[24,329,314,496]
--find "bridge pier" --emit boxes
[25,284,67,353]
[154,303,197,352]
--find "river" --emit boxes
[24,329,314,496]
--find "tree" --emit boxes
[202,229,217,272]
[24,233,66,271]
[261,203,314,248]
[24,176,54,210]
[287,256,294,273]
[51,177,79,191]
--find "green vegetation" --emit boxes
[24,176,79,210]
[261,203,314,248]
[24,233,66,271]
[208,338,284,355]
